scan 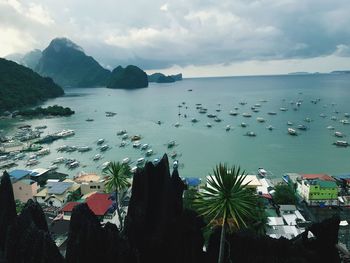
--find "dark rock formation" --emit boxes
[107,65,148,89]
[205,215,341,263]
[125,154,204,263]
[5,199,63,263]
[0,171,16,250]
[36,37,111,87]
[65,203,133,263]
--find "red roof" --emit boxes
[301,174,335,181]
[260,193,272,199]
[86,193,113,216]
[61,202,80,212]
[60,193,113,216]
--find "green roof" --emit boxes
[316,179,337,188]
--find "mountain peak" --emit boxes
[48,37,84,53]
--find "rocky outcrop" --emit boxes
[5,200,63,263]
[107,65,148,89]
[148,73,182,83]
[0,171,16,250]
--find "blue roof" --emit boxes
[9,169,31,180]
[334,174,350,180]
[47,182,73,195]
[184,177,201,187]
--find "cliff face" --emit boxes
[36,38,111,87]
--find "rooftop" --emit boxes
[9,169,31,180]
[61,193,114,216]
[47,181,73,195]
[302,174,335,181]
[74,173,103,183]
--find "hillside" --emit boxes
[107,65,148,89]
[0,58,64,111]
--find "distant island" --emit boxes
[331,70,350,74]
[107,65,148,89]
[15,105,75,117]
[0,58,64,112]
[148,73,182,83]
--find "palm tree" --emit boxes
[103,161,132,230]
[194,164,257,263]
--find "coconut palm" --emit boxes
[194,164,257,263]
[103,161,131,230]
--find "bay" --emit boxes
[1,74,350,179]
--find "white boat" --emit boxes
[174,122,181,127]
[327,126,335,130]
[288,128,297,135]
[52,157,65,164]
[331,116,337,121]
[334,140,348,147]
[145,149,153,156]
[57,145,69,152]
[97,138,105,145]
[191,118,199,123]
[199,108,207,114]
[345,113,350,118]
[119,141,127,147]
[141,144,149,150]
[206,122,212,128]
[245,131,256,137]
[100,144,109,151]
[304,117,312,123]
[167,140,176,148]
[65,146,77,152]
[48,164,58,171]
[287,121,293,126]
[268,112,277,115]
[77,146,91,152]
[173,160,179,169]
[37,148,50,156]
[170,152,177,159]
[280,107,288,112]
[297,125,307,130]
[267,125,274,130]
[131,166,138,173]
[68,161,79,169]
[320,113,326,118]
[340,119,350,124]
[214,117,222,122]
[133,142,141,148]
[137,157,145,165]
[242,113,252,117]
[335,131,344,138]
[225,125,231,131]
[101,161,111,169]
[207,113,217,118]
[256,117,265,123]
[254,103,261,108]
[93,154,102,161]
[122,134,129,140]
[229,111,239,116]
[122,157,130,164]
[117,129,127,136]
[56,129,75,137]
[258,168,267,177]
[26,159,38,166]
[241,122,247,127]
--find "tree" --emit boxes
[273,184,297,205]
[103,162,131,230]
[194,164,258,263]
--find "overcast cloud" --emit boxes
[1,0,350,76]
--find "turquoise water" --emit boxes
[1,74,350,178]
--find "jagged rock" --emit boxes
[0,171,16,250]
[107,65,148,89]
[5,199,63,263]
[125,154,186,262]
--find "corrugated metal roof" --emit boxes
[47,181,73,194]
[9,169,31,179]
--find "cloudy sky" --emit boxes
[1,0,350,77]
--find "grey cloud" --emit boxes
[1,0,350,70]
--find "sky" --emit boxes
[1,0,350,77]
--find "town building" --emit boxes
[9,169,39,202]
[73,173,105,195]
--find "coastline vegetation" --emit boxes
[15,105,75,117]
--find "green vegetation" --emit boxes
[183,188,198,210]
[148,72,182,83]
[273,184,297,205]
[194,164,258,263]
[103,162,132,230]
[15,200,25,214]
[0,58,64,111]
[107,65,148,89]
[16,105,74,117]
[36,38,110,87]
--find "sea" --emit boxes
[1,73,350,179]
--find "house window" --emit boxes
[19,187,22,190]
[97,186,100,189]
